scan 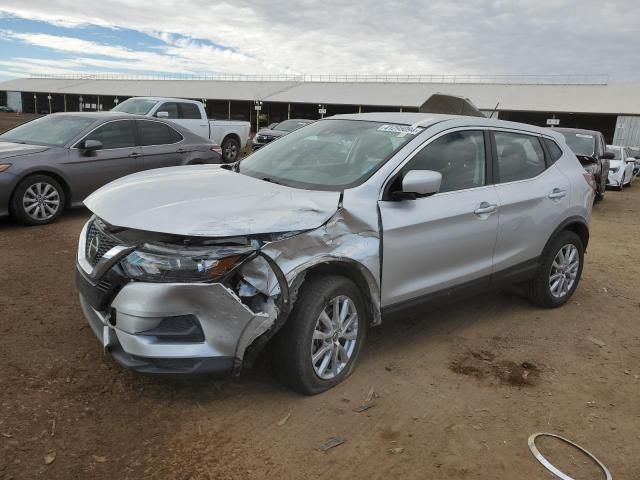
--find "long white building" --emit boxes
[1,74,639,145]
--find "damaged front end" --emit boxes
[76,217,296,376]
[76,198,381,377]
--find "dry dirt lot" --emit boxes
[0,113,40,134]
[1,185,639,480]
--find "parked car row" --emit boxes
[4,101,631,393]
[555,127,639,199]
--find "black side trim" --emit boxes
[489,257,539,289]
[381,275,490,319]
[381,257,540,320]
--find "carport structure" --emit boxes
[1,73,640,144]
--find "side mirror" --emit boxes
[396,170,442,199]
[155,111,169,118]
[81,139,103,154]
[601,151,615,160]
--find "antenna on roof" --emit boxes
[489,102,500,119]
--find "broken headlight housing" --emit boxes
[120,243,251,283]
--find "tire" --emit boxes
[221,136,240,163]
[525,231,584,308]
[273,275,367,395]
[10,174,65,226]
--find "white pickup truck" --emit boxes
[113,97,251,162]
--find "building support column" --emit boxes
[228,100,231,120]
[288,103,291,119]
[33,93,37,114]
[63,94,67,112]
[358,105,362,113]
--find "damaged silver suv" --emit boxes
[76,113,593,394]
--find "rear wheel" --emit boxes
[273,275,367,395]
[221,136,240,163]
[11,174,65,225]
[525,231,584,308]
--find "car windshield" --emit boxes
[238,119,423,190]
[562,133,595,156]
[112,98,158,115]
[0,115,95,147]
[274,120,311,132]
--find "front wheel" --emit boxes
[11,174,65,225]
[273,275,367,395]
[221,136,240,163]
[525,231,584,308]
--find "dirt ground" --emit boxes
[1,183,639,479]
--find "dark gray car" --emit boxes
[0,112,222,225]
[251,119,314,150]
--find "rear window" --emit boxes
[137,121,183,146]
[180,103,201,119]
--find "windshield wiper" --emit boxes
[261,177,282,185]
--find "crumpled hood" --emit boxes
[0,141,50,159]
[84,165,341,237]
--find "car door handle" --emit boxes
[474,202,498,215]
[128,152,141,158]
[548,188,567,199]
[176,148,186,154]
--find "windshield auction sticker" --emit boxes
[377,125,422,137]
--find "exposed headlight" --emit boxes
[610,167,619,173]
[583,164,597,175]
[120,244,249,283]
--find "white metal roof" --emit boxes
[1,77,640,115]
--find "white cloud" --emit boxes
[0,1,639,81]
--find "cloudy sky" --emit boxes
[0,1,638,83]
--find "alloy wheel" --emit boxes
[310,295,359,380]
[549,244,579,298]
[22,182,60,221]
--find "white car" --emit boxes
[606,145,636,191]
[113,97,250,163]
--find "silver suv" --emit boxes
[76,113,593,394]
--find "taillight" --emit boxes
[210,145,222,154]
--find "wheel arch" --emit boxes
[546,216,590,253]
[289,258,382,327]
[222,132,241,146]
[11,170,72,209]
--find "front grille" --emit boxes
[85,219,120,267]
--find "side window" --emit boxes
[83,120,135,149]
[403,130,486,193]
[494,132,546,183]
[137,121,182,146]
[543,138,563,163]
[157,102,179,119]
[179,103,201,119]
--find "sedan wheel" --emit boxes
[11,174,66,226]
[310,295,359,380]
[23,182,61,221]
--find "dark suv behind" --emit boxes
[555,128,613,201]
